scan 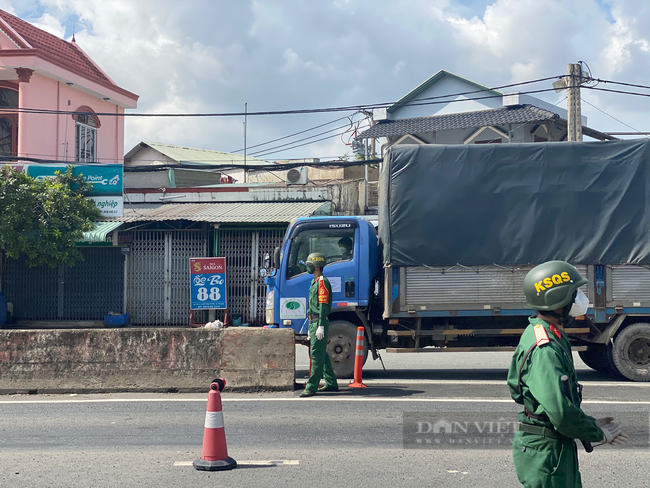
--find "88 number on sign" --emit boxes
[197,287,221,301]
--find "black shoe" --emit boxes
[299,389,316,397]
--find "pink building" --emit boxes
[0,9,138,162]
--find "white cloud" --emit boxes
[5,0,650,158]
[31,12,64,37]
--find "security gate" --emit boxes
[2,247,124,321]
[217,228,285,324]
[127,229,208,325]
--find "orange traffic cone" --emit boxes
[193,378,237,471]
[348,327,366,388]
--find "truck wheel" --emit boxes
[603,343,628,380]
[610,323,650,382]
[327,320,368,379]
[578,346,609,373]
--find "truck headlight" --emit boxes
[265,290,275,325]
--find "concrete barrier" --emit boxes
[0,327,295,393]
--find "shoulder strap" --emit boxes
[518,324,555,396]
[533,323,550,345]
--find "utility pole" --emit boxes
[243,102,247,183]
[567,63,582,141]
[552,63,587,141]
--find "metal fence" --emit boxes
[217,227,285,325]
[2,247,123,321]
[126,229,208,325]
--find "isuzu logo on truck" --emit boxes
[329,224,351,228]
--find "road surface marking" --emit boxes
[2,397,650,405]
[174,460,299,467]
[338,379,650,387]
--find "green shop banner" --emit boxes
[23,164,123,197]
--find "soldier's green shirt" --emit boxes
[308,275,332,325]
[507,317,604,442]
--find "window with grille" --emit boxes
[0,87,18,156]
[75,113,98,162]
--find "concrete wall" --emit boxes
[0,327,295,393]
[329,178,366,215]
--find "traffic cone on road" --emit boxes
[193,378,237,471]
[348,327,367,388]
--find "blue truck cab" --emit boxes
[264,216,378,338]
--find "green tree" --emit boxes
[0,165,101,268]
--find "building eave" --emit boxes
[0,49,139,106]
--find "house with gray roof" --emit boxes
[357,70,615,153]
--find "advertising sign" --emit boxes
[25,164,123,196]
[190,257,227,310]
[5,163,125,217]
[280,297,307,320]
[88,196,124,217]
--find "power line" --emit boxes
[248,123,353,157]
[584,86,650,99]
[253,131,350,158]
[0,76,565,119]
[582,97,649,138]
[594,78,650,91]
[230,115,353,152]
[0,154,383,172]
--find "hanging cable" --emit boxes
[230,114,352,152]
[0,76,564,118]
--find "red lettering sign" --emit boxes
[190,257,226,274]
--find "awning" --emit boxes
[106,201,330,224]
[78,221,123,243]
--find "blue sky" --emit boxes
[2,0,650,159]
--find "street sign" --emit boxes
[190,257,227,310]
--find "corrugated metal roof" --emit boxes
[140,142,269,166]
[107,202,330,223]
[78,221,123,243]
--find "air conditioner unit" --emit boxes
[286,167,308,185]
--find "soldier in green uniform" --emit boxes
[300,252,338,397]
[508,261,628,487]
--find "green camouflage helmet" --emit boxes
[306,252,327,268]
[523,260,587,311]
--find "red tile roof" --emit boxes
[0,9,113,86]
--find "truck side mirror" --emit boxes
[273,246,281,269]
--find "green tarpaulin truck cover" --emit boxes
[379,139,650,266]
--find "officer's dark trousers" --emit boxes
[513,431,582,488]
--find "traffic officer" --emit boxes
[508,260,628,487]
[300,252,338,397]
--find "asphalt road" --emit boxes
[1,349,648,488]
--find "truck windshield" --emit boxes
[286,228,355,279]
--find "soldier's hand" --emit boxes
[596,417,615,427]
[316,326,324,340]
[610,432,629,446]
[597,418,628,445]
